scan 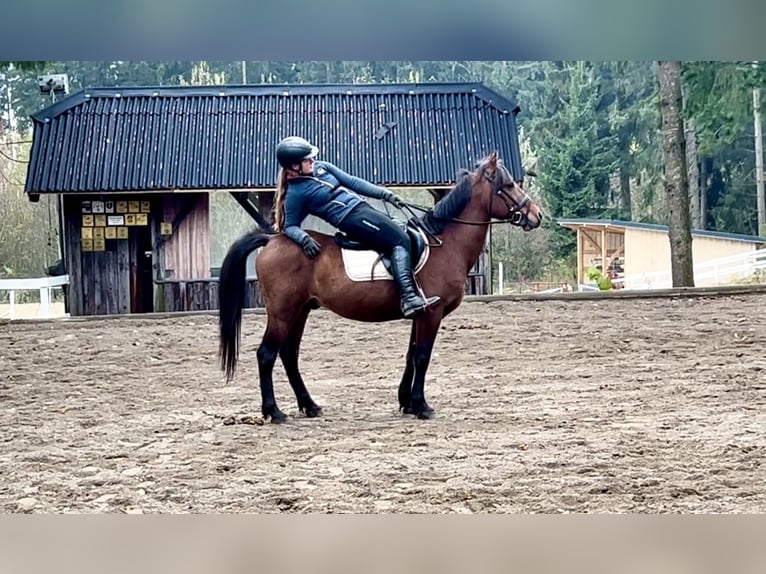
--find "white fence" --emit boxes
[0,275,70,320]
[615,249,766,290]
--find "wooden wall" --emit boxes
[64,194,156,315]
[62,188,490,315]
[159,193,210,280]
[624,228,758,283]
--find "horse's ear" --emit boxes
[487,151,498,170]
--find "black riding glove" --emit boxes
[383,191,405,209]
[300,235,321,259]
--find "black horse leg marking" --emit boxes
[408,313,442,420]
[257,319,289,423]
[280,306,322,417]
[398,320,417,413]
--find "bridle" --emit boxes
[447,163,534,227]
[391,161,540,248]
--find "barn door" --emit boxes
[129,199,155,313]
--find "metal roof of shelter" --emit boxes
[558,218,766,244]
[25,82,523,194]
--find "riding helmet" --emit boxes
[276,136,319,169]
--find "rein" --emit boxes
[401,202,513,226]
[400,168,532,227]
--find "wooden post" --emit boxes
[700,159,708,230]
[576,228,583,286]
[601,228,607,276]
[754,87,765,237]
[484,225,492,296]
[39,286,50,318]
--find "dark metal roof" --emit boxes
[25,82,523,194]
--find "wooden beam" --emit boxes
[252,191,274,224]
[580,229,602,252]
[601,228,607,272]
[428,188,446,204]
[604,244,625,271]
[230,192,274,232]
[577,228,583,285]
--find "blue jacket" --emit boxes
[282,161,391,245]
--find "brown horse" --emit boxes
[218,152,543,421]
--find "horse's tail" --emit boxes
[218,230,273,381]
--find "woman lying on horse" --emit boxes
[274,136,440,319]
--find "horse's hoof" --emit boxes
[416,406,435,420]
[303,404,323,418]
[265,408,287,423]
[402,403,434,419]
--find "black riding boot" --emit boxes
[389,245,440,318]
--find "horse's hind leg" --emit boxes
[408,313,443,420]
[257,315,292,423]
[280,304,323,418]
[398,320,417,413]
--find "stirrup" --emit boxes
[401,295,440,318]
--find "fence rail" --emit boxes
[616,249,766,290]
[0,275,70,320]
[156,277,263,312]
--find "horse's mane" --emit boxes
[418,169,473,235]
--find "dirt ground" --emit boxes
[1,294,765,513]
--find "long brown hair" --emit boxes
[273,168,289,232]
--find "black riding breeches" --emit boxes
[337,203,409,255]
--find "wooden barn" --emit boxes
[24,82,525,316]
[558,218,766,289]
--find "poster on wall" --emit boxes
[91,200,105,214]
[104,201,115,213]
[81,201,92,213]
[107,215,124,226]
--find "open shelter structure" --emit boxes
[24,82,525,316]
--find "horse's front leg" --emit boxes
[398,320,417,413]
[408,312,442,420]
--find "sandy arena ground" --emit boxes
[1,294,764,513]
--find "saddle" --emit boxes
[334,219,430,282]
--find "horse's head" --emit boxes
[477,152,543,231]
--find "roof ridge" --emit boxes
[32,82,519,122]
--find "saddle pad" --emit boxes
[341,244,430,282]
